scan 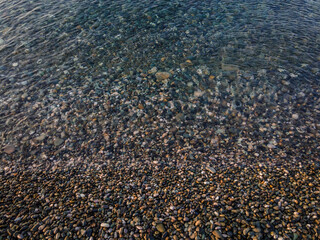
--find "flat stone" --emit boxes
[156,223,165,233]
[206,166,216,174]
[194,90,205,97]
[35,133,47,141]
[101,223,109,228]
[195,220,201,226]
[54,138,64,146]
[212,230,223,239]
[292,113,299,119]
[155,72,171,81]
[267,143,276,149]
[221,63,239,71]
[3,144,15,154]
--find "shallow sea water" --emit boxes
[1,0,319,83]
[0,0,319,170]
[1,1,320,239]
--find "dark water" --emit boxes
[1,0,320,86]
[0,0,319,169]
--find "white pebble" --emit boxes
[292,113,299,120]
[101,223,109,228]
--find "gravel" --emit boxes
[0,0,320,239]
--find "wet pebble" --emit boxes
[3,144,15,154]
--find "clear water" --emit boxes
[0,0,319,168]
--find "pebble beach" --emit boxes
[0,0,319,239]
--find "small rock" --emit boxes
[86,228,93,237]
[55,233,60,239]
[206,166,216,174]
[281,80,290,85]
[35,133,47,141]
[212,230,223,239]
[3,144,15,154]
[54,138,64,146]
[101,223,109,228]
[138,103,144,109]
[148,67,157,74]
[195,220,201,226]
[292,113,299,120]
[12,62,18,67]
[21,93,28,99]
[253,227,261,233]
[17,234,24,239]
[194,90,205,97]
[155,72,171,81]
[267,143,276,149]
[221,63,239,71]
[156,223,165,233]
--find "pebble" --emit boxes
[206,166,216,174]
[156,223,166,233]
[212,230,223,239]
[101,223,109,228]
[53,138,64,146]
[194,90,205,97]
[155,71,171,81]
[195,220,201,226]
[35,133,47,141]
[3,144,15,154]
[17,234,24,239]
[292,113,299,119]
[221,63,239,71]
[148,67,157,74]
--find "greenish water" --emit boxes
[1,0,319,87]
[0,0,319,169]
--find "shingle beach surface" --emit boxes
[0,0,320,239]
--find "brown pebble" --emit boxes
[156,223,165,233]
[3,144,15,154]
[155,72,171,81]
[212,230,223,239]
[138,103,144,109]
[195,220,201,226]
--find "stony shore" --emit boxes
[1,68,319,239]
[0,157,319,240]
[1,0,320,239]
